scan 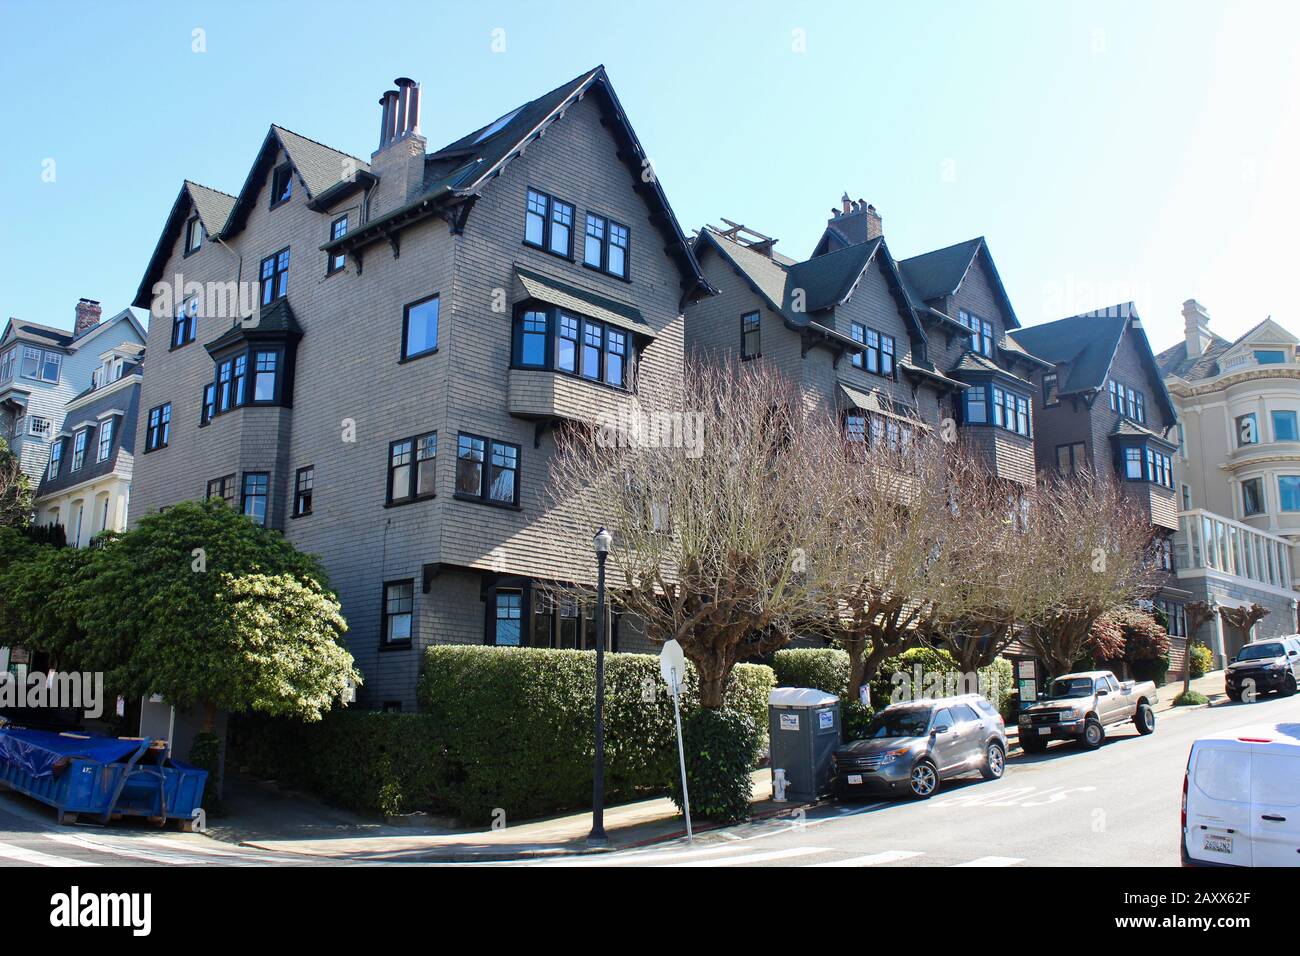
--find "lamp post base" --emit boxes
[586,829,609,848]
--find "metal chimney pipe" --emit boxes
[394,77,417,136]
[378,95,391,149]
[406,82,421,135]
[383,90,400,146]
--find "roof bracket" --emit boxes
[534,417,559,449]
[385,231,401,259]
[439,197,476,235]
[350,247,364,276]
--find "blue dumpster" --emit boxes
[0,726,207,828]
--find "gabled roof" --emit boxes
[785,238,883,313]
[1009,303,1178,423]
[1,319,73,349]
[325,66,714,306]
[221,125,371,238]
[1158,316,1300,384]
[131,180,236,310]
[205,297,303,354]
[898,236,1020,328]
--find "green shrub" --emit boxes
[772,648,874,739]
[671,708,760,823]
[188,731,224,814]
[230,710,445,817]
[1173,690,1209,707]
[1188,642,1214,679]
[417,646,774,824]
[1131,652,1171,687]
[872,647,1014,716]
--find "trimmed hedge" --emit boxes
[671,708,761,822]
[416,646,774,824]
[1188,642,1214,679]
[872,647,1015,717]
[231,710,446,817]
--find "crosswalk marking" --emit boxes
[0,839,99,867]
[532,842,753,867]
[45,833,230,867]
[951,855,1023,867]
[808,850,923,867]
[663,846,832,867]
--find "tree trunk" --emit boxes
[201,699,216,734]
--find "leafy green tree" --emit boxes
[0,542,89,666]
[73,500,360,731]
[0,436,31,528]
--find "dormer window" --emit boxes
[270,164,293,208]
[172,296,198,349]
[71,429,89,471]
[184,216,205,255]
[958,309,994,357]
[96,418,114,462]
[48,439,63,478]
[1255,349,1287,365]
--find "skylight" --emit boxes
[472,107,523,144]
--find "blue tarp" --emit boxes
[0,727,144,779]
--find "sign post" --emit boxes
[660,640,692,842]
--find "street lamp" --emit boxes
[589,526,612,847]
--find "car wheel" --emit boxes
[1080,717,1105,749]
[908,759,939,799]
[1226,689,1241,702]
[1134,703,1156,735]
[980,741,1006,780]
[1285,676,1298,697]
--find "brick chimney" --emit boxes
[74,298,102,336]
[369,77,427,217]
[826,196,882,244]
[1182,299,1212,358]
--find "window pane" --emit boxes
[405,297,439,358]
[1281,476,1300,512]
[1273,410,1298,442]
[608,222,628,277]
[489,442,517,503]
[584,214,604,267]
[582,321,602,380]
[966,388,987,423]
[390,439,412,500]
[456,435,485,496]
[416,433,437,497]
[242,473,269,525]
[519,310,547,366]
[557,313,578,372]
[605,329,626,387]
[525,190,547,245]
[254,351,277,401]
[495,590,522,646]
[386,582,413,642]
[549,200,573,255]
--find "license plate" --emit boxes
[846,774,863,785]
[1203,833,1233,855]
[1037,727,1051,735]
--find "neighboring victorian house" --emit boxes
[1156,299,1300,660]
[0,301,146,490]
[34,350,143,545]
[128,67,713,710]
[687,196,1042,489]
[1008,305,1195,674]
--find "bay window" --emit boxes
[511,306,635,390]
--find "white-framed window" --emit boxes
[96,418,114,462]
[71,429,88,471]
[27,416,51,439]
[0,346,14,382]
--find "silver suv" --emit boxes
[831,694,1007,800]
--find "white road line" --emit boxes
[807,850,923,867]
[0,839,100,867]
[129,836,311,864]
[662,846,832,867]
[533,842,756,867]
[45,833,229,866]
[952,855,1024,867]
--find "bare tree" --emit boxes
[1182,600,1216,695]
[547,362,854,708]
[1020,473,1158,677]
[1218,601,1269,637]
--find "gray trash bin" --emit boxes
[768,688,841,801]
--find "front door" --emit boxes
[929,707,962,773]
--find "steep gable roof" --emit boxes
[131,180,236,310]
[2,319,73,349]
[1010,304,1177,422]
[899,237,1020,328]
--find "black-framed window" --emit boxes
[241,471,269,526]
[205,346,280,422]
[455,433,520,507]
[402,294,439,360]
[862,329,894,377]
[260,248,290,305]
[511,306,633,390]
[1124,446,1142,480]
[200,384,216,425]
[48,439,63,478]
[741,311,761,359]
[582,212,629,279]
[206,474,236,507]
[522,589,618,650]
[383,580,414,645]
[71,429,88,471]
[959,309,994,357]
[172,296,198,349]
[850,323,865,368]
[1243,477,1264,516]
[388,431,437,504]
[327,216,348,275]
[493,589,523,646]
[1056,441,1086,474]
[294,466,314,517]
[1043,373,1059,406]
[233,354,248,406]
[184,216,205,254]
[253,350,278,402]
[270,163,293,207]
[145,403,170,451]
[1145,447,1174,489]
[96,418,114,462]
[964,385,987,424]
[881,334,895,376]
[988,385,1031,436]
[524,188,574,258]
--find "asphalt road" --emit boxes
[517,691,1300,868]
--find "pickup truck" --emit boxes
[1017,670,1157,753]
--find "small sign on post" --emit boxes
[660,640,692,843]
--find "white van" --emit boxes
[1182,723,1300,866]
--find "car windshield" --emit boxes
[1049,677,1095,699]
[1237,643,1285,661]
[859,708,931,739]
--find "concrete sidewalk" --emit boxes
[221,769,782,863]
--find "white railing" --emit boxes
[1176,509,1292,589]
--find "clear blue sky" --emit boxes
[2,0,1297,353]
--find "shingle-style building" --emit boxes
[686,197,1044,487]
[0,302,146,489]
[128,66,713,709]
[1156,300,1300,659]
[1008,304,1194,673]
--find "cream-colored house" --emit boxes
[1158,299,1300,659]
